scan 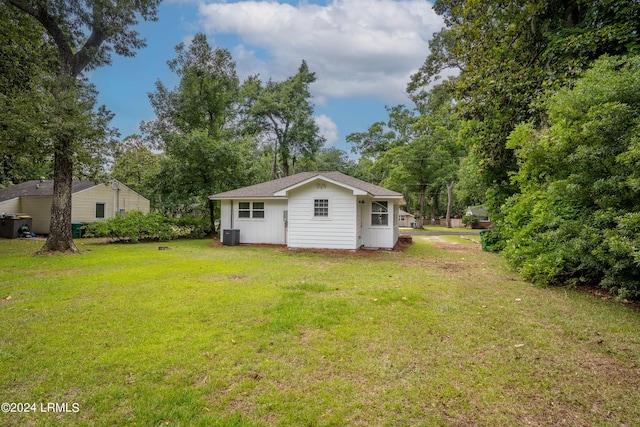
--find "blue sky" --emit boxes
[90,0,443,156]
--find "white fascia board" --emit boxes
[273,176,367,197]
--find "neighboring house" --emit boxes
[0,179,150,234]
[465,206,492,229]
[398,210,416,228]
[209,171,406,250]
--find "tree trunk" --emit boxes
[445,181,455,228]
[272,148,279,178]
[415,183,426,228]
[430,193,438,224]
[38,135,77,253]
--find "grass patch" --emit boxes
[401,225,479,234]
[1,238,639,426]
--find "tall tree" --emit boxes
[409,0,640,216]
[5,0,160,253]
[243,61,325,177]
[143,34,265,218]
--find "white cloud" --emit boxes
[315,114,339,146]
[198,0,444,103]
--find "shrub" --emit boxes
[462,215,479,228]
[83,211,209,242]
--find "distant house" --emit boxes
[0,179,150,234]
[398,209,416,228]
[465,206,492,229]
[209,171,406,250]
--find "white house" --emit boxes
[0,179,150,234]
[209,172,406,250]
[465,206,492,229]
[398,209,416,228]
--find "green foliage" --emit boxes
[348,87,464,225]
[296,147,356,174]
[461,215,479,228]
[411,0,640,215]
[143,34,267,215]
[0,7,56,186]
[83,211,210,242]
[110,135,159,200]
[243,60,325,177]
[500,55,640,298]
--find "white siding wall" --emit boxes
[20,197,52,234]
[72,184,150,223]
[287,182,357,250]
[219,199,287,245]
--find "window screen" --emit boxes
[371,201,388,226]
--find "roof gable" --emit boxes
[209,172,403,200]
[273,174,368,196]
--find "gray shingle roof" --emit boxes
[0,180,97,202]
[209,172,403,199]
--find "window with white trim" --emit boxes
[314,199,329,217]
[371,201,388,226]
[238,202,265,219]
[238,202,251,218]
[252,202,265,218]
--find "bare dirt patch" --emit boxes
[435,242,480,252]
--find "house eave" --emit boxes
[208,195,286,201]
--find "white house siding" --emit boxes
[287,182,357,250]
[361,199,399,249]
[72,183,150,223]
[19,197,52,234]
[220,199,287,245]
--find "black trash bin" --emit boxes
[0,215,32,239]
[222,229,240,246]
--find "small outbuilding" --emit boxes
[398,209,416,228]
[209,172,406,250]
[0,179,150,235]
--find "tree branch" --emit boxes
[71,5,106,76]
[8,0,74,75]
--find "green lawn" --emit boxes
[1,237,639,426]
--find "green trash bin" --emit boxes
[71,222,84,238]
[479,230,491,252]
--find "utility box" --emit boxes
[0,215,33,239]
[222,229,240,246]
